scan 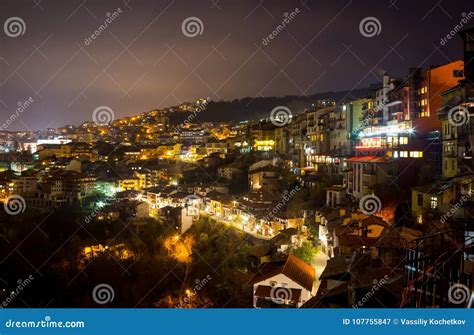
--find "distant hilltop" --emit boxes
[164,87,374,124]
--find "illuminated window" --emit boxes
[409,151,423,158]
[399,137,408,145]
[400,151,408,158]
[393,151,399,158]
[430,196,438,209]
[417,214,423,224]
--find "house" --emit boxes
[317,207,389,258]
[411,174,473,225]
[303,252,402,308]
[159,205,198,234]
[248,243,273,269]
[270,227,301,253]
[326,185,346,207]
[334,215,388,256]
[204,191,235,217]
[252,254,315,308]
[376,226,422,267]
[248,164,279,191]
[217,164,241,180]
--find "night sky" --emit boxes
[0,0,472,130]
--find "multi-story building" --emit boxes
[12,171,96,207]
[249,121,276,156]
[410,28,473,225]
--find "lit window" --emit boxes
[393,151,399,158]
[400,151,408,158]
[417,214,423,224]
[409,151,423,158]
[430,196,438,209]
[399,137,408,145]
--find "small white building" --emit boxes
[252,254,315,308]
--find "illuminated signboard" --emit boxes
[355,137,383,150]
[358,122,413,138]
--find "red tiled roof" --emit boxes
[252,254,315,291]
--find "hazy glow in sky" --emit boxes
[0,0,471,130]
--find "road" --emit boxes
[200,212,272,240]
[312,250,329,295]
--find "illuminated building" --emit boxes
[12,171,96,207]
[438,28,474,179]
[250,121,276,155]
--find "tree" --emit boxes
[292,241,319,265]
